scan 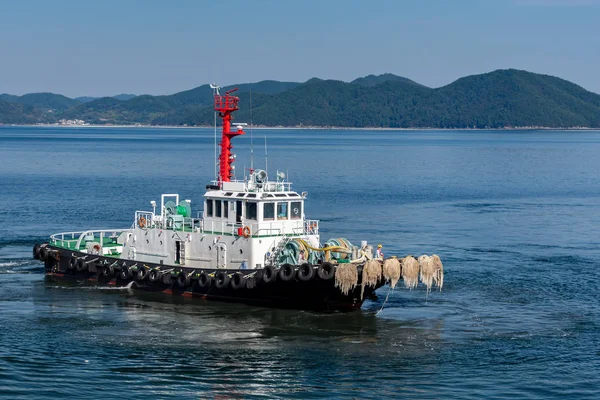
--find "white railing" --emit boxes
[193,218,319,237]
[50,229,132,252]
[216,179,294,193]
[134,211,155,228]
[304,219,319,235]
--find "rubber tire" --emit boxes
[297,263,315,281]
[88,263,97,273]
[76,258,86,272]
[68,258,77,271]
[148,269,160,283]
[39,247,48,262]
[262,265,277,283]
[230,272,245,290]
[197,272,212,288]
[215,271,230,289]
[245,277,256,289]
[317,262,335,280]
[162,272,172,285]
[278,264,296,282]
[33,244,40,260]
[101,265,114,278]
[137,268,148,281]
[176,272,190,288]
[120,267,132,280]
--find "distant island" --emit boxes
[1,69,599,128]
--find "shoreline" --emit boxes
[1,123,599,131]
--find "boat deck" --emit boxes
[50,230,127,256]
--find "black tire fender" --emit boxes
[137,267,149,281]
[88,263,97,273]
[262,265,277,283]
[297,263,315,281]
[197,272,212,288]
[76,258,86,272]
[176,271,190,288]
[215,271,230,289]
[39,247,48,262]
[148,269,160,283]
[317,262,335,280]
[245,276,256,289]
[119,266,132,280]
[278,263,296,282]
[69,257,77,271]
[162,272,172,285]
[101,265,114,278]
[33,244,41,260]
[230,272,245,290]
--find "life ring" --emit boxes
[297,263,315,281]
[317,262,335,280]
[215,271,230,289]
[242,226,251,238]
[230,272,245,290]
[278,264,296,282]
[138,216,146,228]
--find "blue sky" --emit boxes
[1,0,598,97]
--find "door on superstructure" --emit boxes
[175,240,185,265]
[236,200,243,224]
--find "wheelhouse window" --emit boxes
[206,199,213,217]
[290,201,302,220]
[263,202,275,220]
[223,201,229,218]
[277,202,288,220]
[246,202,257,220]
[215,200,222,217]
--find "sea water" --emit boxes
[0,126,599,399]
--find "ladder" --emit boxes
[266,235,292,267]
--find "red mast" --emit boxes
[214,88,245,183]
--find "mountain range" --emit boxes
[1,69,599,128]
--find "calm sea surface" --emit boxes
[0,126,599,399]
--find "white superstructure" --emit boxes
[120,170,320,270]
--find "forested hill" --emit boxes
[2,69,599,128]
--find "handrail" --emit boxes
[252,228,283,237]
[50,229,132,251]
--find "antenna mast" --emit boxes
[264,136,268,177]
[210,83,220,181]
[250,88,254,171]
[213,87,245,184]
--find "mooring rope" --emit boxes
[376,285,395,316]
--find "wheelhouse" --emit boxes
[202,174,318,237]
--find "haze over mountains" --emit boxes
[1,69,599,128]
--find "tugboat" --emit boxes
[33,86,443,311]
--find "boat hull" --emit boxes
[39,244,382,312]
